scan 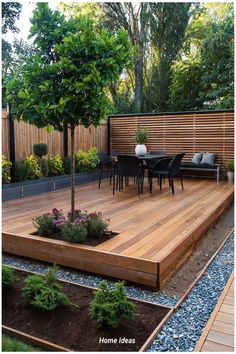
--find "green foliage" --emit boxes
[199,11,234,109]
[75,147,100,172]
[90,280,135,328]
[2,2,22,34]
[87,218,109,239]
[41,158,49,177]
[134,124,148,144]
[33,214,54,236]
[47,154,64,176]
[61,223,87,243]
[63,156,72,174]
[170,3,234,111]
[2,155,12,183]
[14,159,30,182]
[21,266,69,311]
[25,155,41,180]
[33,143,48,158]
[226,160,234,172]
[170,60,204,111]
[2,334,41,352]
[2,265,15,288]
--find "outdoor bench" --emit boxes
[180,162,220,182]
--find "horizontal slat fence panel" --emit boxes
[2,111,107,160]
[109,111,234,177]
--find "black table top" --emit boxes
[115,154,170,160]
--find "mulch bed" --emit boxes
[31,230,119,247]
[3,269,170,351]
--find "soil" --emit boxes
[2,269,170,352]
[163,203,234,297]
[31,230,119,247]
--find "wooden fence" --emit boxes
[2,111,108,160]
[109,110,234,175]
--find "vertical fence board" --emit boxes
[2,114,107,160]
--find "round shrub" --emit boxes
[25,155,41,180]
[47,154,64,176]
[90,280,135,328]
[226,160,234,172]
[61,223,87,243]
[2,155,12,183]
[21,266,69,312]
[87,218,109,238]
[33,214,54,236]
[2,265,15,288]
[33,143,48,158]
[14,160,30,181]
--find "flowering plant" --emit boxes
[33,208,110,241]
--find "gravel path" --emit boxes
[148,232,234,352]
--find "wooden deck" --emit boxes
[2,178,234,289]
[195,273,234,352]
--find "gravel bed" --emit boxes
[148,232,234,352]
[2,254,178,308]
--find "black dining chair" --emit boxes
[98,152,115,189]
[148,157,173,193]
[169,153,185,194]
[114,155,144,197]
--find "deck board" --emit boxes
[2,178,234,288]
[195,273,234,352]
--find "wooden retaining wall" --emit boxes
[109,110,234,174]
[2,111,108,160]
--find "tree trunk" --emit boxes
[70,125,75,222]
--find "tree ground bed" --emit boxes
[2,269,170,352]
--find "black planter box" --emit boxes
[2,170,104,201]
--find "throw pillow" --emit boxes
[192,152,203,164]
[200,152,216,165]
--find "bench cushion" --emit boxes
[180,162,218,170]
[200,152,216,165]
[192,152,203,164]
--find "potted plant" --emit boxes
[134,124,148,156]
[226,160,234,182]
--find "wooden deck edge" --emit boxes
[158,192,233,288]
[139,308,174,352]
[194,272,234,352]
[2,232,158,288]
[2,325,71,352]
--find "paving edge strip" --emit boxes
[147,230,234,352]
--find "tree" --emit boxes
[170,3,234,111]
[6,6,132,220]
[2,2,22,34]
[146,2,191,111]
[100,2,149,112]
[2,2,22,103]
[200,11,234,109]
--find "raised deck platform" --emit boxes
[2,178,234,289]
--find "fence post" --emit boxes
[8,105,16,182]
[63,122,68,157]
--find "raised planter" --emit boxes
[2,267,172,352]
[2,170,102,201]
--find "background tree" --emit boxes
[2,2,22,103]
[6,5,132,220]
[145,2,191,112]
[170,3,234,111]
